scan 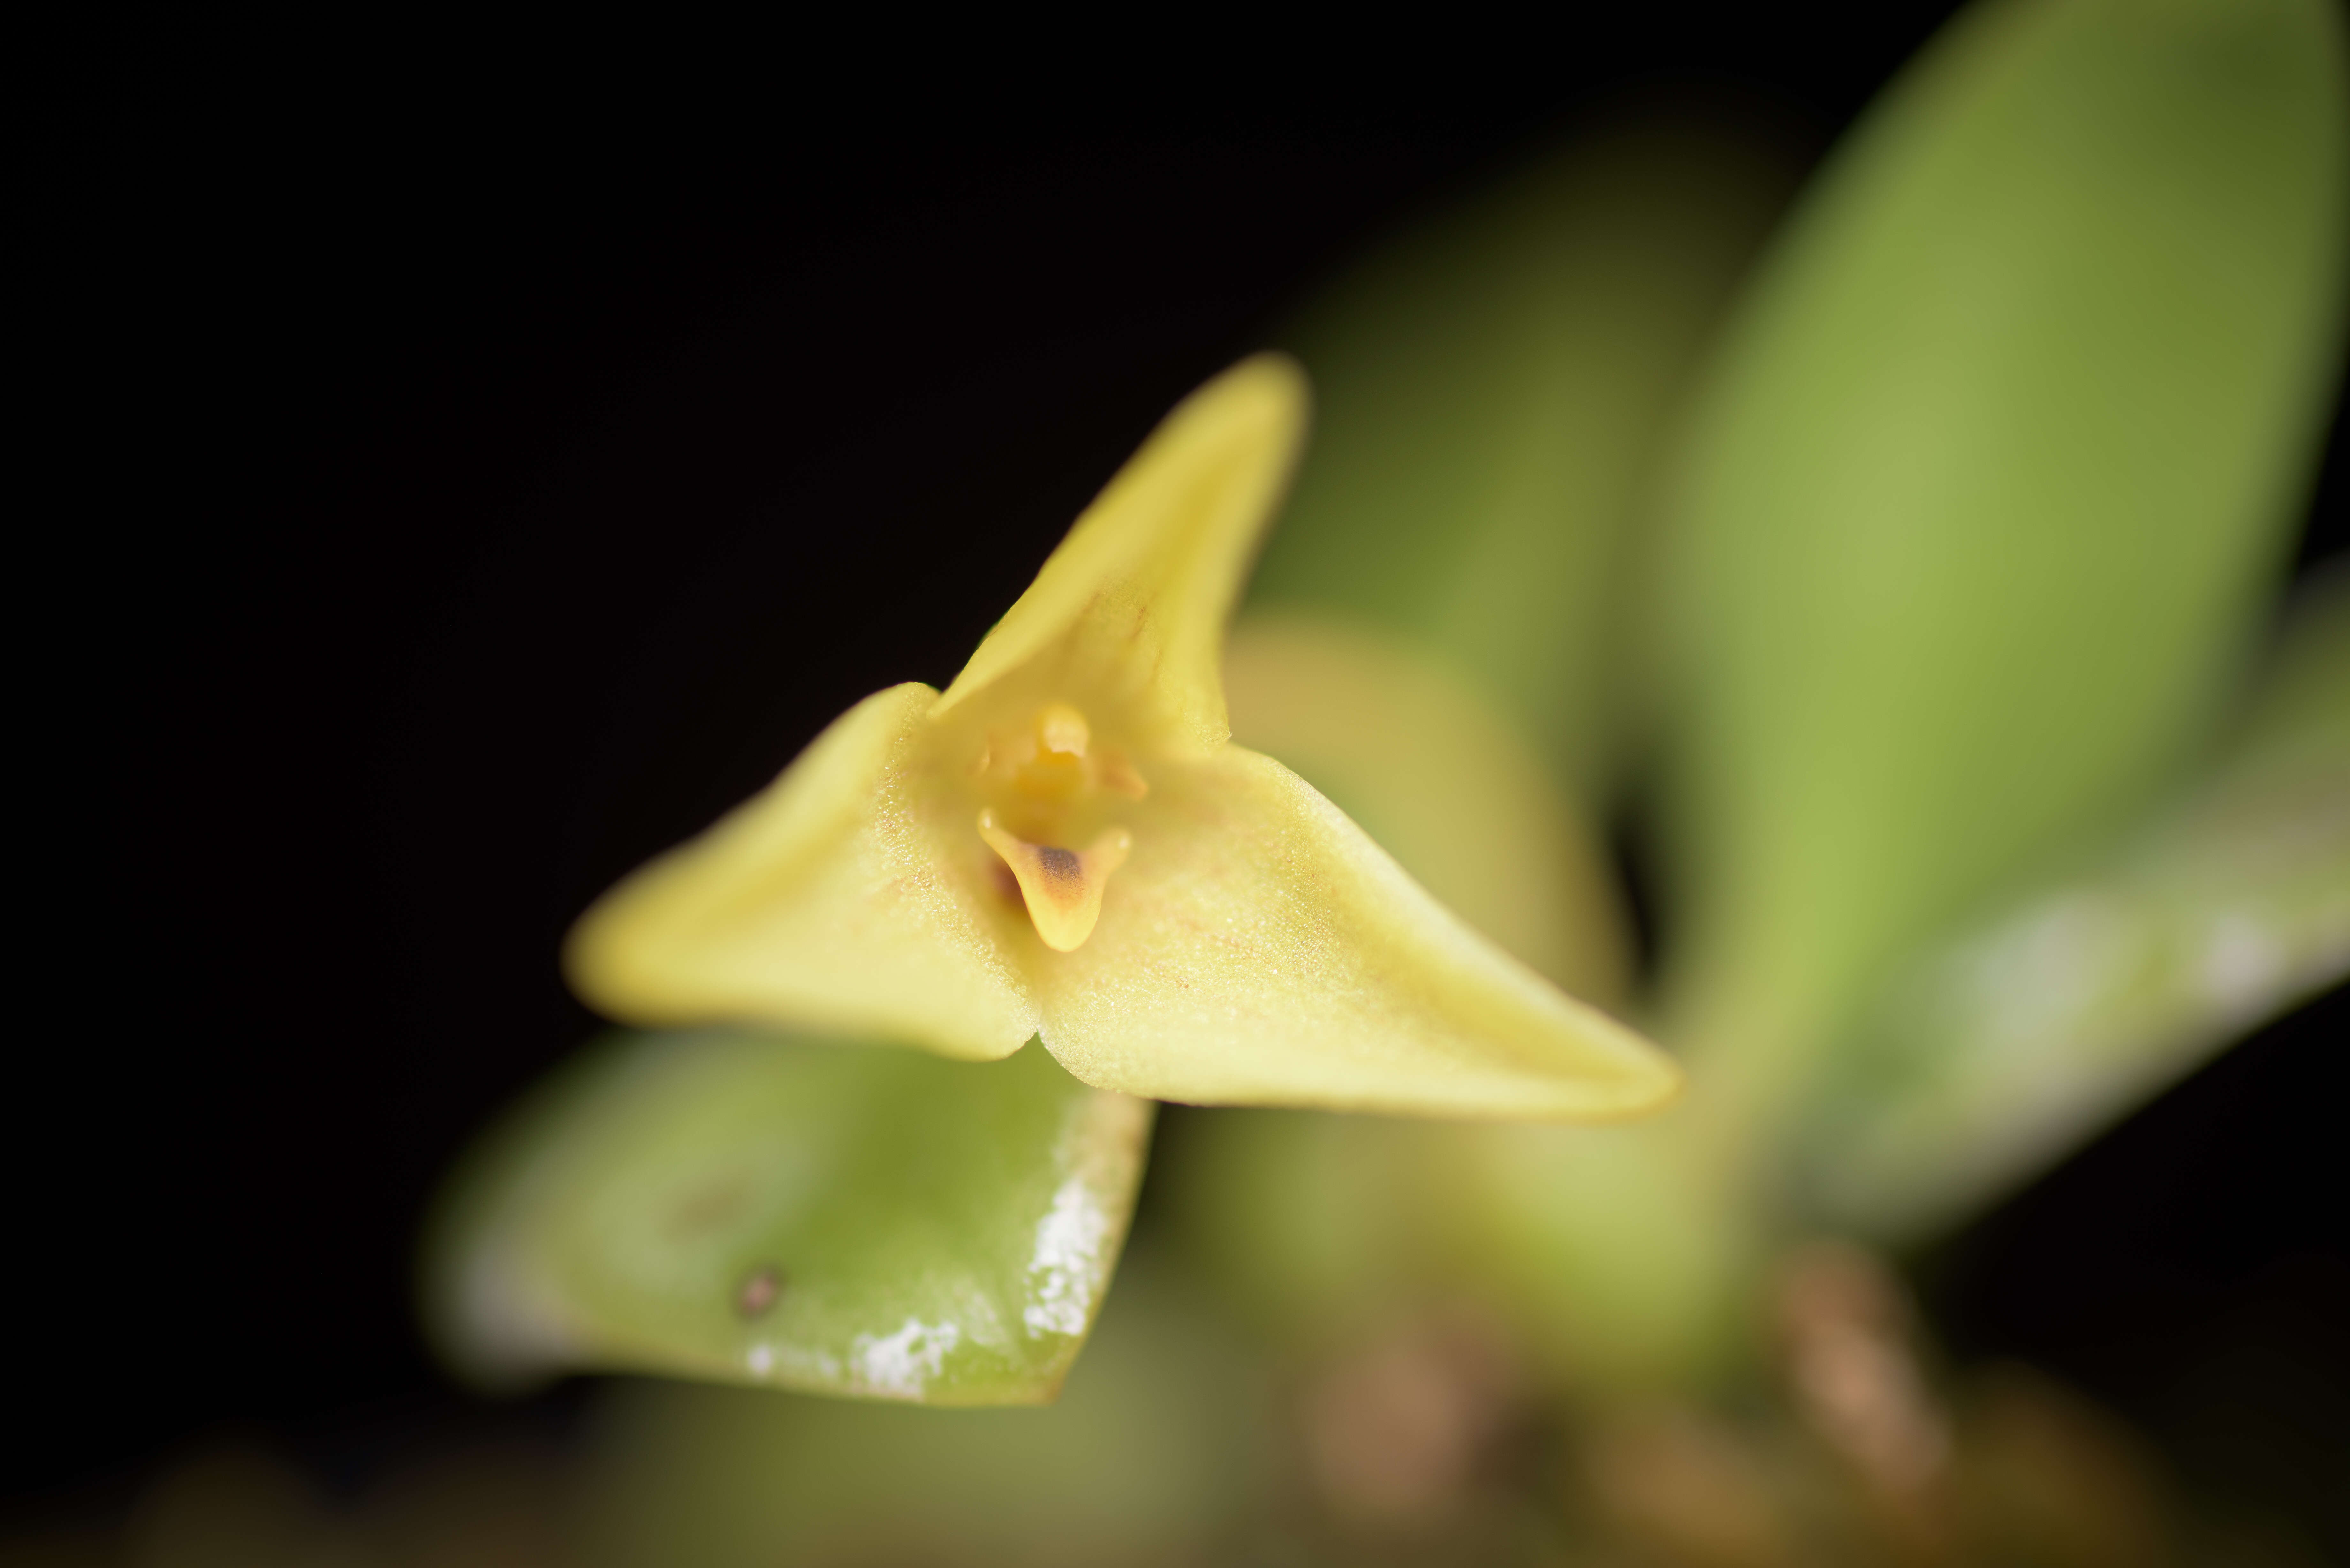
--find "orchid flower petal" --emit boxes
[932,354,1307,757]
[567,683,1037,1061]
[1032,746,1676,1118]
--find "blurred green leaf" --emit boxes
[425,1032,1152,1406]
[1656,0,2349,1122]
[1167,1102,1753,1397]
[1799,567,2350,1238]
[1249,111,1798,800]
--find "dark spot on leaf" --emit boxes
[737,1265,785,1319]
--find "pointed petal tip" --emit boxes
[931,354,1313,750]
[560,888,683,1029]
[1202,349,1310,420]
[559,683,1038,1061]
[1555,1037,1686,1122]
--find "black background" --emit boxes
[24,4,2346,1548]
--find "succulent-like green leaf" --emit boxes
[1798,568,2350,1238]
[424,1032,1152,1405]
[1656,0,2349,1122]
[1248,112,1797,800]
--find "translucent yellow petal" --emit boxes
[1030,747,1679,1118]
[1223,612,1632,1007]
[932,355,1309,757]
[566,684,1038,1060]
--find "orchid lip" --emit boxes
[977,810,1133,953]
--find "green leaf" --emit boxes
[1655,0,2350,1121]
[423,1031,1153,1406]
[1247,111,1797,800]
[1797,567,2350,1238]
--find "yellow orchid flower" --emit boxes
[565,356,1676,1119]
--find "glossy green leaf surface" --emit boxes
[1656,0,2349,1119]
[1248,112,1796,799]
[425,1032,1152,1405]
[1798,568,2350,1238]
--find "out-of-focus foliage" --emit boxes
[86,1249,2233,1568]
[1171,1101,1756,1396]
[567,1255,1270,1568]
[424,1032,1151,1404]
[1802,566,2350,1238]
[1654,0,2349,1129]
[1249,110,1799,801]
[1189,0,2350,1400]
